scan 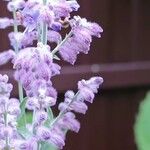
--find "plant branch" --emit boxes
[51,31,72,56]
[50,91,80,128]
[12,8,24,103]
[42,0,48,45]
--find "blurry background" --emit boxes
[0,0,150,150]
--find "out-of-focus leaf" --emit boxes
[134,92,150,150]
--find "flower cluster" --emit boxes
[0,0,103,149]
[59,16,103,64]
[0,50,15,65]
[13,42,60,99]
[0,74,20,149]
[22,76,103,149]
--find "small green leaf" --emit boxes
[17,97,33,139]
[17,97,27,128]
[18,126,32,139]
[26,111,33,123]
[134,92,150,150]
[41,142,58,150]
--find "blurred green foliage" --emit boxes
[134,92,150,150]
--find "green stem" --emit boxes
[38,142,42,150]
[42,0,48,45]
[18,83,24,102]
[37,24,42,42]
[32,109,36,134]
[51,31,72,56]
[4,110,9,148]
[12,9,19,53]
[43,0,47,5]
[42,23,48,45]
[50,91,80,127]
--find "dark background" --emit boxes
[0,0,150,150]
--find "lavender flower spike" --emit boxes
[0,74,20,149]
[0,0,104,149]
[59,16,103,64]
[51,76,103,149]
[59,76,103,115]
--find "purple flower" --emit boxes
[21,2,40,32]
[56,77,103,149]
[0,0,104,149]
[65,90,75,99]
[59,76,103,115]
[37,126,51,141]
[49,128,65,149]
[0,75,13,97]
[0,75,20,148]
[79,87,95,103]
[71,16,103,37]
[59,90,88,114]
[0,50,15,66]
[0,126,13,138]
[77,77,103,103]
[18,138,38,150]
[0,18,13,29]
[51,21,62,31]
[26,95,56,110]
[51,63,61,76]
[7,98,20,116]
[13,43,59,99]
[67,0,80,11]
[38,6,55,26]
[78,76,104,93]
[69,101,88,114]
[58,112,80,133]
[9,31,38,49]
[35,110,48,124]
[59,16,103,64]
[7,0,26,12]
[26,97,39,110]
[51,0,80,18]
[21,1,62,32]
[59,94,88,114]
[47,30,62,44]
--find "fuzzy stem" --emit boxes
[42,0,48,45]
[37,24,42,42]
[43,0,47,5]
[50,91,80,127]
[4,106,9,148]
[18,83,24,102]
[51,31,72,56]
[12,9,19,53]
[12,8,26,127]
[38,142,42,150]
[12,8,24,103]
[42,23,48,45]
